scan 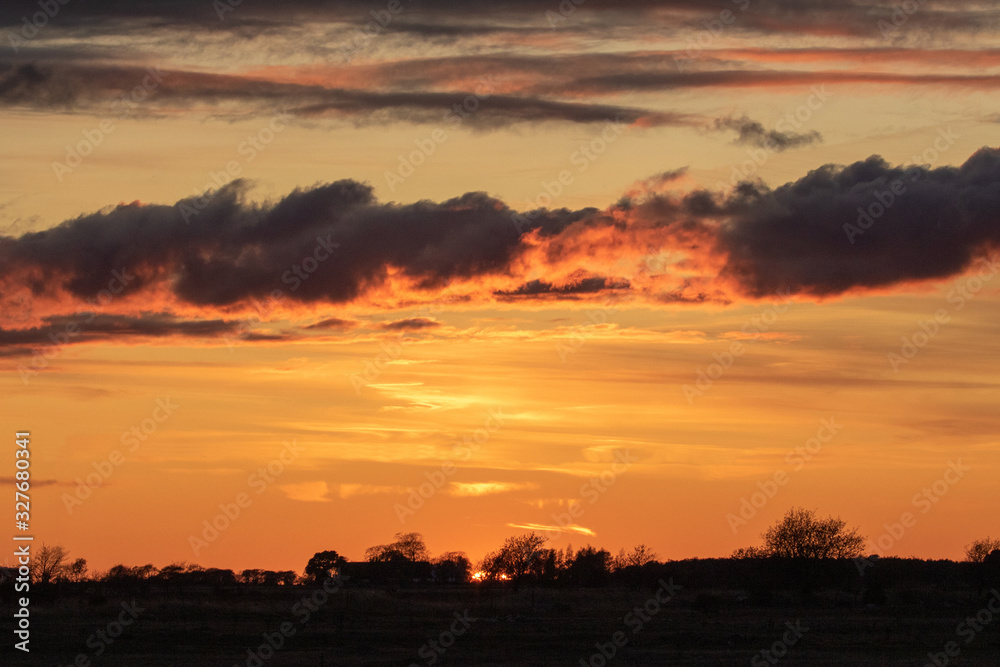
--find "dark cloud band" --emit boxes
[3,147,1000,343]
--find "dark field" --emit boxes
[6,576,1000,666]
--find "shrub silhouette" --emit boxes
[733,507,865,559]
[964,537,1000,562]
[304,550,346,584]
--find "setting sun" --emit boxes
[3,0,1000,664]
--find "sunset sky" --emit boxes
[2,0,999,575]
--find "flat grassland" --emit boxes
[7,583,1000,666]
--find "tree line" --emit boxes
[8,508,1000,590]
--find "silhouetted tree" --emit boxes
[364,544,401,561]
[433,552,471,583]
[240,569,297,585]
[613,544,658,570]
[754,507,865,559]
[529,548,561,582]
[368,550,413,582]
[365,532,430,562]
[240,569,265,585]
[136,564,158,579]
[565,545,612,586]
[481,532,548,585]
[102,563,159,597]
[32,544,69,584]
[363,533,434,583]
[393,532,430,561]
[966,541,1000,595]
[965,537,1000,562]
[67,558,88,582]
[730,546,767,559]
[305,550,346,584]
[199,568,236,586]
[157,562,193,582]
[106,564,158,581]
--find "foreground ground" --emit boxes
[3,583,999,666]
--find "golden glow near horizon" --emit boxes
[1,1,999,575]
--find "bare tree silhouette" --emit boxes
[66,558,88,583]
[733,507,865,559]
[614,544,658,569]
[365,532,430,562]
[33,544,70,584]
[965,537,1000,563]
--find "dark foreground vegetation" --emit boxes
[4,510,999,665]
[3,557,1000,666]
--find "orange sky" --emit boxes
[1,0,999,574]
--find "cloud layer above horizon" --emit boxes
[2,0,1000,351]
[2,146,999,349]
